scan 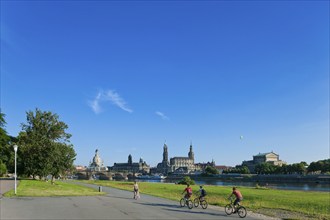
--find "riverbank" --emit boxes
[80,180,329,220]
[161,174,330,192]
[166,174,330,184]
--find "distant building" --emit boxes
[156,142,214,175]
[111,154,150,174]
[169,143,195,173]
[87,149,108,171]
[242,151,287,173]
[75,165,87,172]
[214,165,232,174]
[195,160,216,172]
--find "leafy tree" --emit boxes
[320,159,330,173]
[0,160,7,176]
[0,112,13,173]
[49,142,76,182]
[300,161,308,167]
[255,163,277,174]
[308,159,330,174]
[204,166,219,175]
[291,162,307,174]
[239,166,251,174]
[18,108,76,183]
[222,165,250,174]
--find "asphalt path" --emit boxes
[0,181,279,220]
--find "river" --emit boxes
[136,179,330,192]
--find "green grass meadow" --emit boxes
[81,180,330,220]
[4,179,329,219]
[4,179,105,197]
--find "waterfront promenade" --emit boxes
[1,180,278,220]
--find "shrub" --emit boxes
[177,176,195,185]
[0,160,7,176]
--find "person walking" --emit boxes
[133,181,140,199]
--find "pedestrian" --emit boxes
[133,181,140,199]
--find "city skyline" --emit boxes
[1,1,329,167]
[83,145,287,169]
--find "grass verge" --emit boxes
[80,180,329,220]
[4,179,106,197]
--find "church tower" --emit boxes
[163,143,169,163]
[128,154,132,165]
[188,143,194,161]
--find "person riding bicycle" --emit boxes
[198,185,207,201]
[228,187,243,212]
[182,184,193,200]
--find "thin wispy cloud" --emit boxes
[104,90,133,113]
[88,92,102,114]
[89,89,133,114]
[156,111,169,120]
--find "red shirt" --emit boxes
[233,190,243,199]
[185,187,192,194]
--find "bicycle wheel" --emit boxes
[193,198,199,207]
[237,206,247,218]
[180,198,186,207]
[201,200,208,209]
[225,204,233,215]
[187,200,193,209]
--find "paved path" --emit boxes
[0,179,19,197]
[0,182,279,220]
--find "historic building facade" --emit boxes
[242,151,287,173]
[111,154,150,174]
[156,143,171,174]
[87,149,108,171]
[169,144,195,173]
[156,143,214,175]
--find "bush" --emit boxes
[177,176,195,185]
[0,160,7,176]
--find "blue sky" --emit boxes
[1,1,329,167]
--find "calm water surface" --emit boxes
[137,179,330,192]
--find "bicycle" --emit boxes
[225,197,247,218]
[180,197,193,209]
[193,197,208,209]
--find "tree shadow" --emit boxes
[137,202,180,209]
[162,208,228,217]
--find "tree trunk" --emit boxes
[51,175,55,184]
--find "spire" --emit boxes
[128,154,132,165]
[188,142,194,160]
[163,142,168,162]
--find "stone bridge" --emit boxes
[75,171,141,180]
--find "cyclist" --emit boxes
[228,187,243,212]
[198,185,207,201]
[182,184,193,200]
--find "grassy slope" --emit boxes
[4,179,106,197]
[81,180,329,220]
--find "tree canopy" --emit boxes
[17,108,76,182]
[0,112,11,175]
